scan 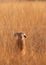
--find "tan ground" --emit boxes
[0,2,46,65]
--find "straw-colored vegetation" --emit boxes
[0,2,46,65]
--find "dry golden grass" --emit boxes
[0,2,46,65]
[0,0,46,2]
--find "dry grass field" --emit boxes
[0,2,46,65]
[0,0,46,2]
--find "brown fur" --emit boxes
[14,32,26,55]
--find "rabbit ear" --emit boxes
[24,34,27,38]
